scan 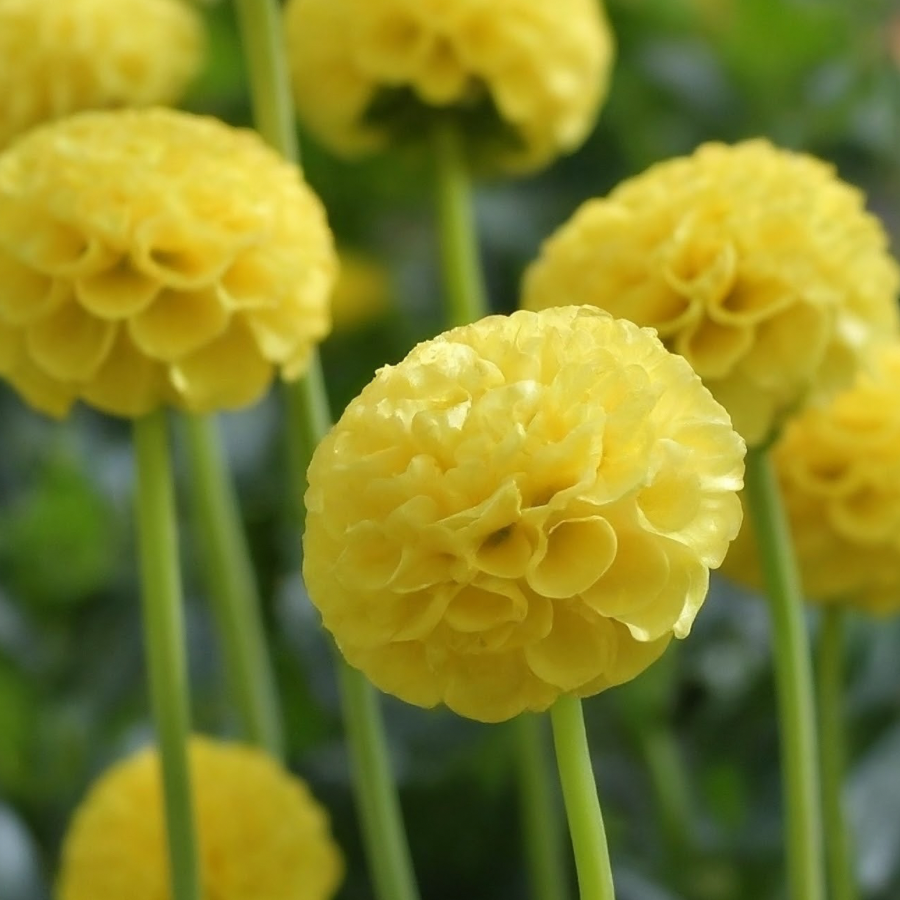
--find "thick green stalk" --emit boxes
[432,119,488,327]
[133,410,201,900]
[337,659,421,900]
[233,0,299,164]
[744,447,825,900]
[181,413,284,759]
[549,696,616,900]
[514,715,570,900]
[231,5,421,900]
[817,605,858,900]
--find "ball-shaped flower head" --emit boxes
[283,0,613,174]
[522,140,900,446]
[303,306,746,723]
[57,736,343,900]
[723,345,900,615]
[0,108,337,419]
[0,0,204,150]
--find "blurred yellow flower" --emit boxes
[0,108,336,419]
[303,306,746,722]
[0,0,204,149]
[284,0,613,174]
[724,345,900,614]
[57,737,343,900]
[330,251,391,331]
[523,140,900,446]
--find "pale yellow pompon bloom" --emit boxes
[0,108,337,419]
[523,140,900,446]
[330,250,391,331]
[57,736,344,900]
[0,0,204,149]
[284,0,613,174]
[724,345,900,615]
[303,306,746,723]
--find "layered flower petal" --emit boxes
[0,0,204,149]
[284,0,614,174]
[523,140,900,445]
[0,108,337,418]
[303,306,746,722]
[57,736,343,900]
[724,345,900,614]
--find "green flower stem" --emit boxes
[549,695,616,900]
[432,119,488,326]
[285,354,331,505]
[181,413,284,760]
[133,410,201,900]
[817,605,858,900]
[231,6,421,900]
[514,714,570,900]
[337,658,421,900]
[744,447,825,900]
[233,0,299,165]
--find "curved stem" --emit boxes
[337,659,421,900]
[817,605,858,900]
[133,411,201,900]
[549,696,616,900]
[744,447,825,900]
[432,119,488,326]
[181,413,284,760]
[514,715,570,900]
[231,7,421,900]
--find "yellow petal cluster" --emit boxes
[303,306,746,722]
[284,0,613,174]
[57,737,343,900]
[0,0,204,149]
[523,140,900,445]
[724,345,900,614]
[0,108,337,419]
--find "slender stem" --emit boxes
[431,119,488,326]
[133,411,201,900]
[337,659,421,900]
[181,413,284,760]
[817,605,858,900]
[744,447,825,900]
[231,7,421,900]
[549,696,616,900]
[233,0,299,164]
[285,353,331,506]
[514,715,570,900]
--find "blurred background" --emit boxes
[1,0,899,898]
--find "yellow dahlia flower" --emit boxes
[523,140,900,445]
[284,0,614,174]
[0,108,337,419]
[724,345,900,615]
[303,306,746,722]
[57,737,343,900]
[0,0,204,149]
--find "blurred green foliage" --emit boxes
[1,1,899,899]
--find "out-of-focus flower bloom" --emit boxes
[0,108,336,419]
[303,306,746,722]
[724,345,900,614]
[0,0,204,149]
[57,736,343,900]
[283,0,614,174]
[330,251,391,331]
[523,140,900,446]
